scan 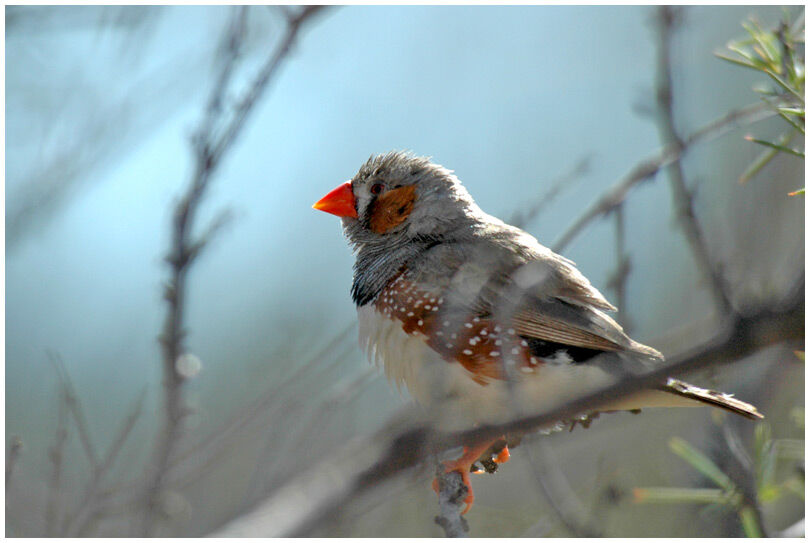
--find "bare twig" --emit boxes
[45,388,70,537]
[168,334,358,496]
[197,6,247,143]
[718,420,769,537]
[169,322,355,476]
[67,390,146,536]
[48,352,100,470]
[141,7,326,534]
[509,156,591,229]
[552,101,777,253]
[211,275,802,537]
[239,366,378,508]
[446,276,801,453]
[434,469,469,537]
[208,6,326,165]
[654,6,733,314]
[522,441,602,537]
[605,204,631,330]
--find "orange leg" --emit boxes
[432,439,502,514]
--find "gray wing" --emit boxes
[410,224,662,361]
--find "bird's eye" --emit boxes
[370,183,384,195]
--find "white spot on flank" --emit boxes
[424,305,432,310]
[548,351,573,365]
[464,323,473,328]
[507,328,515,335]
[430,298,436,303]
[511,347,520,355]
[407,312,414,317]
[521,367,534,373]
[443,321,450,327]
[417,319,423,326]
[473,317,480,323]
[495,340,503,346]
[494,326,502,332]
[463,349,473,356]
[446,343,453,349]
[490,351,500,357]
[480,329,488,336]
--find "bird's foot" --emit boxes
[478,444,510,474]
[432,459,476,514]
[432,440,506,514]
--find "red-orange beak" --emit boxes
[312,181,358,219]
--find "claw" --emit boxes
[433,465,475,514]
[432,440,503,514]
[494,446,510,464]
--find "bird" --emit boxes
[312,151,762,514]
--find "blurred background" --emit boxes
[5,5,804,537]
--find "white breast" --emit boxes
[357,305,481,407]
[358,305,614,429]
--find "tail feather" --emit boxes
[661,378,763,420]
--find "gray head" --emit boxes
[342,151,481,250]
[313,151,484,304]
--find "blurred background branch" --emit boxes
[552,99,778,253]
[654,5,734,315]
[6,5,803,538]
[211,272,801,536]
[140,5,325,536]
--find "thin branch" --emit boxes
[210,275,802,537]
[48,352,100,470]
[195,6,247,145]
[654,5,733,315]
[239,366,378,508]
[169,322,355,474]
[434,469,469,537]
[45,388,70,537]
[141,8,328,533]
[552,100,777,253]
[509,156,591,229]
[209,6,326,165]
[718,420,769,537]
[522,441,603,537]
[66,390,146,536]
[605,204,631,330]
[445,276,801,455]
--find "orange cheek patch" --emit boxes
[369,185,417,234]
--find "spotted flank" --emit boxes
[374,272,581,385]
